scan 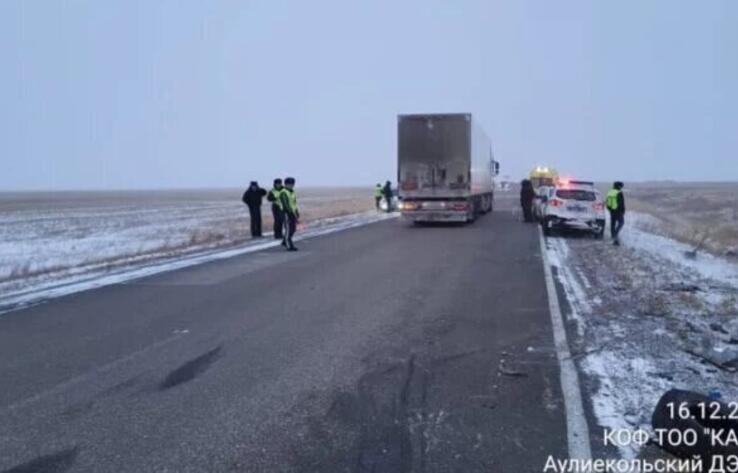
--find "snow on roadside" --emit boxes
[546,237,590,337]
[626,212,738,286]
[583,351,669,460]
[545,220,738,460]
[0,211,397,315]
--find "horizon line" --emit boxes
[2,179,738,194]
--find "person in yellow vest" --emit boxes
[279,177,299,251]
[266,178,284,240]
[374,183,383,210]
[605,181,626,246]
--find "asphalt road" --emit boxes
[0,195,569,472]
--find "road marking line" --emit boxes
[538,227,592,460]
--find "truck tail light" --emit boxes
[593,202,604,211]
[549,199,564,207]
[452,202,468,211]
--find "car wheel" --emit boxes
[594,220,605,239]
[542,218,552,236]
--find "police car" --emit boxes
[536,180,606,237]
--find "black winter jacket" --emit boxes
[242,186,266,207]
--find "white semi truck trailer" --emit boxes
[397,113,498,223]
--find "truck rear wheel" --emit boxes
[480,194,492,214]
[467,209,476,223]
[468,199,477,222]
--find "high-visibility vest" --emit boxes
[606,189,620,211]
[282,188,298,214]
[270,188,284,210]
[374,186,383,198]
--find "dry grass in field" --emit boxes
[0,187,377,288]
[189,188,376,247]
[287,187,376,222]
[622,182,738,257]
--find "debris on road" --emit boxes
[497,358,528,378]
[661,282,701,293]
[545,212,738,459]
[683,347,738,372]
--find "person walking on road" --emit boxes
[382,181,393,213]
[267,178,285,240]
[520,179,535,222]
[280,177,299,251]
[374,183,383,210]
[242,181,267,238]
[606,181,626,246]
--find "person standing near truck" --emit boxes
[267,178,285,240]
[382,181,393,212]
[520,179,535,222]
[606,181,626,246]
[280,177,299,251]
[374,183,383,210]
[242,181,267,238]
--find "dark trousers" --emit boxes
[283,214,297,249]
[384,196,392,212]
[375,197,381,210]
[272,205,284,239]
[248,205,262,237]
[522,202,533,222]
[610,211,624,239]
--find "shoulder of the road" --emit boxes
[538,224,593,460]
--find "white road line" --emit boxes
[538,227,592,460]
[0,212,398,316]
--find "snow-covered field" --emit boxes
[546,212,738,460]
[0,188,381,311]
[622,182,738,258]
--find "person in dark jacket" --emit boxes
[266,178,284,239]
[605,181,626,246]
[242,181,267,238]
[382,181,393,212]
[520,179,535,222]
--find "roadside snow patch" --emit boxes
[545,219,738,461]
[0,211,397,314]
[626,212,738,287]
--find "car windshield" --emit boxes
[556,189,596,201]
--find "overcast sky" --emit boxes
[1,1,736,190]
